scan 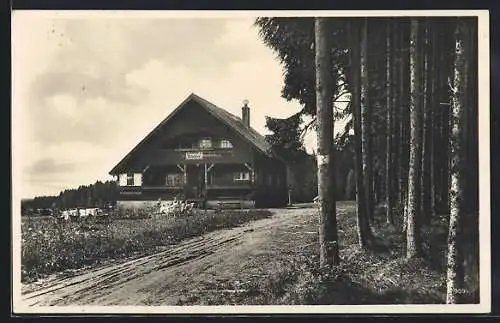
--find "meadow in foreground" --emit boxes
[21,208,273,283]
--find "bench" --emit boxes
[202,196,243,210]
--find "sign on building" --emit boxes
[186,151,204,160]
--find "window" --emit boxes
[219,139,233,149]
[234,171,250,182]
[174,140,198,150]
[164,136,200,150]
[126,173,134,186]
[199,138,212,149]
[166,173,184,187]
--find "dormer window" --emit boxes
[199,138,212,149]
[219,139,233,149]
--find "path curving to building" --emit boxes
[20,204,350,307]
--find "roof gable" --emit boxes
[109,93,278,175]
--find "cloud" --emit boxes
[122,18,300,136]
[21,140,118,196]
[13,13,313,198]
[20,17,251,107]
[24,94,136,146]
[26,158,76,175]
[31,70,149,105]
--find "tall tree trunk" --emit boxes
[464,17,479,289]
[406,18,423,258]
[385,18,396,225]
[392,19,401,224]
[429,21,438,220]
[421,20,432,226]
[440,29,453,215]
[446,18,469,304]
[455,17,474,293]
[432,26,442,215]
[314,17,340,268]
[348,19,372,249]
[434,26,451,215]
[399,21,411,232]
[360,18,374,223]
[464,18,478,214]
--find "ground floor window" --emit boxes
[166,173,184,187]
[233,171,250,182]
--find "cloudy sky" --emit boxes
[13,11,320,198]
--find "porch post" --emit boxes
[204,163,208,186]
[177,164,187,185]
[244,162,255,184]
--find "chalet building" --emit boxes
[109,93,289,210]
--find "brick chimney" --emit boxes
[242,99,250,127]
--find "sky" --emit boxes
[13,11,322,198]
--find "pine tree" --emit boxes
[420,20,432,226]
[399,20,411,232]
[315,17,340,267]
[360,17,374,224]
[385,18,396,225]
[446,18,469,304]
[406,18,423,259]
[348,18,372,248]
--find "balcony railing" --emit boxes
[206,184,253,190]
[141,185,184,190]
[119,184,254,190]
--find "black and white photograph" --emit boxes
[11,10,490,314]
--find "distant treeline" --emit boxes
[22,180,118,215]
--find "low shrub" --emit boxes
[21,209,273,283]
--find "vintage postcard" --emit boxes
[11,9,490,314]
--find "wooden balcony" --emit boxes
[149,148,251,165]
[119,184,254,191]
[206,184,253,190]
[141,185,184,190]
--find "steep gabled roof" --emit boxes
[109,93,280,175]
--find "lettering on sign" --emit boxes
[185,151,204,160]
[203,152,222,158]
[120,191,142,195]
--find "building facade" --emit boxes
[109,93,288,210]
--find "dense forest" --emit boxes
[20,15,480,305]
[264,112,356,203]
[255,16,478,304]
[21,180,118,214]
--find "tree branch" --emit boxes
[333,90,349,102]
[300,116,317,141]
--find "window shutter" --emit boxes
[134,173,142,186]
[118,174,128,186]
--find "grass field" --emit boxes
[21,203,480,305]
[176,203,480,305]
[21,209,273,283]
[258,207,479,305]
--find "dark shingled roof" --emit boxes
[193,94,273,154]
[109,93,281,175]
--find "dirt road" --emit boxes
[20,206,328,306]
